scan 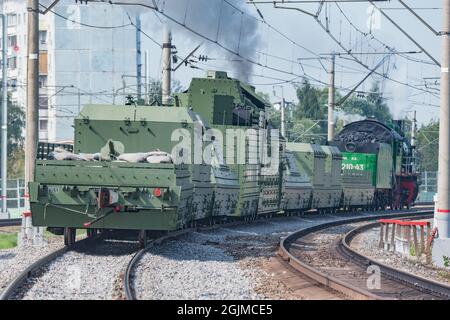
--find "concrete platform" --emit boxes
[432,238,450,268]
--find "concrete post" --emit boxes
[433,0,450,267]
[135,14,142,102]
[1,14,8,218]
[21,0,44,246]
[144,50,149,105]
[327,54,335,143]
[161,25,171,106]
[280,98,286,138]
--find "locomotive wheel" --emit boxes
[138,230,148,248]
[64,227,76,246]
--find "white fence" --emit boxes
[1,179,26,218]
[418,171,437,203]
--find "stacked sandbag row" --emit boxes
[48,147,173,164]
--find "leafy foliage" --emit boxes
[146,79,184,105]
[293,80,328,120]
[340,83,392,124]
[416,120,439,171]
[0,93,25,178]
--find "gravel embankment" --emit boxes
[353,226,450,285]
[133,214,362,300]
[0,237,64,294]
[9,238,138,300]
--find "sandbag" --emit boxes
[49,147,101,161]
[146,151,173,164]
[117,152,152,163]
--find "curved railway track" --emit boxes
[124,207,436,300]
[0,219,21,227]
[0,232,138,300]
[279,210,450,300]
[1,207,440,300]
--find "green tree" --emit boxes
[340,82,392,124]
[416,120,439,171]
[256,91,281,129]
[289,80,329,143]
[0,93,26,178]
[293,79,328,120]
[146,79,183,105]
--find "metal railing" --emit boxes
[0,179,26,218]
[418,171,437,203]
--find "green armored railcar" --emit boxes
[30,106,203,240]
[30,71,274,246]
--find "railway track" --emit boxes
[124,207,436,300]
[0,232,140,300]
[279,210,450,300]
[1,206,438,300]
[0,218,21,227]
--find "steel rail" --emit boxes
[123,228,192,300]
[123,220,248,300]
[341,218,450,299]
[0,219,21,227]
[0,234,102,300]
[278,209,435,300]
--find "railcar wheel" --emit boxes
[138,230,148,248]
[86,229,96,238]
[64,227,76,246]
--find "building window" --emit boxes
[7,57,17,69]
[39,120,48,131]
[39,95,48,110]
[39,31,47,45]
[8,78,17,89]
[8,35,17,48]
[39,75,47,88]
[7,14,17,27]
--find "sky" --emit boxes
[4,0,444,126]
[134,0,442,127]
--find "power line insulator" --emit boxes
[198,55,208,62]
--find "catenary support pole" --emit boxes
[411,110,417,171]
[22,0,43,245]
[161,24,172,106]
[144,50,149,105]
[1,14,8,218]
[280,98,286,138]
[327,54,335,143]
[136,14,142,102]
[433,0,450,267]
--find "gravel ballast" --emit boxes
[0,237,64,294]
[133,213,378,300]
[9,238,138,300]
[353,225,450,285]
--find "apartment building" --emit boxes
[1,1,137,141]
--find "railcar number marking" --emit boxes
[342,163,365,171]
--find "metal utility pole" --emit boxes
[433,0,450,267]
[22,0,43,245]
[410,110,417,172]
[410,111,417,149]
[161,24,172,106]
[135,14,142,102]
[280,98,286,138]
[1,14,8,218]
[327,54,335,143]
[144,50,149,105]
